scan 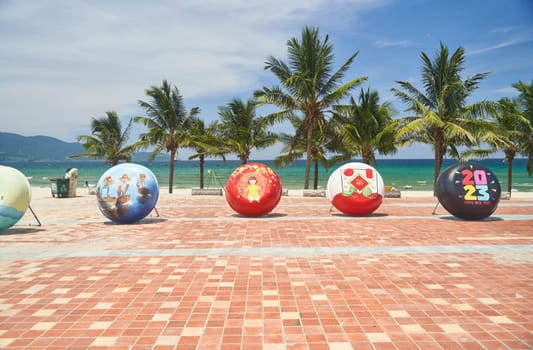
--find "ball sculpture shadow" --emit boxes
[436,162,501,220]
[0,166,31,232]
[327,162,385,216]
[96,163,159,224]
[225,163,282,217]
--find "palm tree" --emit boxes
[493,98,531,195]
[391,42,494,192]
[186,118,226,189]
[70,111,135,166]
[275,115,337,189]
[217,97,278,164]
[135,80,200,193]
[513,80,533,176]
[255,26,366,189]
[274,115,306,170]
[331,88,397,165]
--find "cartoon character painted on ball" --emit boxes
[225,163,282,217]
[327,162,385,215]
[96,163,159,224]
[245,176,261,202]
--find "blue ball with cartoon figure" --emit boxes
[96,163,159,224]
[0,166,31,232]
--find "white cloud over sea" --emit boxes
[0,0,389,141]
[1,0,532,160]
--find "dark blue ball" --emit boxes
[436,162,501,220]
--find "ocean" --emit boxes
[1,158,532,192]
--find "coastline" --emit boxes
[7,158,533,193]
[28,185,532,200]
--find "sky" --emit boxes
[1,0,532,159]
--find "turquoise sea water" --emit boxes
[1,158,532,192]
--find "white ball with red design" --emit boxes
[327,162,385,215]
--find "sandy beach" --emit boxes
[1,185,532,349]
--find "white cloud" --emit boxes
[374,40,416,48]
[466,28,533,55]
[486,87,520,97]
[490,26,517,34]
[468,38,526,55]
[0,0,390,140]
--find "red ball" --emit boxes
[225,163,282,217]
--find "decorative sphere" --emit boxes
[225,163,282,217]
[436,162,501,220]
[0,166,31,232]
[96,163,159,224]
[327,162,385,216]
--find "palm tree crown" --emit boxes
[275,115,336,189]
[217,98,278,164]
[71,111,135,166]
[255,25,366,189]
[491,98,531,195]
[135,80,200,193]
[512,80,533,176]
[332,88,397,166]
[391,42,493,192]
[186,117,227,189]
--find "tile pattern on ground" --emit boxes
[1,254,532,349]
[1,195,532,349]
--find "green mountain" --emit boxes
[0,132,84,161]
[0,132,170,162]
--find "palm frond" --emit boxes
[321,77,367,107]
[320,50,360,95]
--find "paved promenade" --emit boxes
[1,188,532,349]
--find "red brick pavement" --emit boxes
[0,194,532,349]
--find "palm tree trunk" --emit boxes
[304,122,313,189]
[168,150,176,194]
[505,150,515,197]
[199,155,205,189]
[240,152,248,164]
[433,152,442,196]
[362,145,375,166]
[313,160,319,189]
[507,160,513,198]
[433,131,444,196]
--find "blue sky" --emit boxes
[1,0,532,159]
